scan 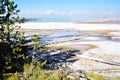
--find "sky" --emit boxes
[13,0,120,22]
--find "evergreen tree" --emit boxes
[0,0,26,74]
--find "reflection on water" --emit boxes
[40,29,79,42]
[40,29,112,43]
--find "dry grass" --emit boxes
[86,72,120,80]
[5,63,79,80]
[86,72,108,80]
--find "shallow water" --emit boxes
[40,29,112,43]
[40,29,79,42]
[25,29,119,45]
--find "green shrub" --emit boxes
[0,0,26,74]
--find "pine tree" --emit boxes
[0,0,26,74]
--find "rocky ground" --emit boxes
[20,22,120,79]
[46,30,120,77]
